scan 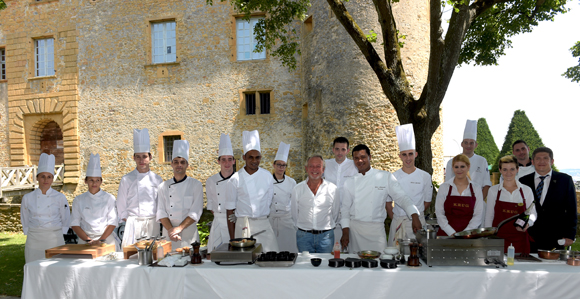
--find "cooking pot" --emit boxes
[538,249,560,260]
[229,230,266,248]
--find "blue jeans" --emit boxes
[296,229,334,253]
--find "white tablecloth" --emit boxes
[23,254,580,299]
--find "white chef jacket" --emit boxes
[206,172,234,214]
[270,175,297,216]
[341,167,419,228]
[225,167,274,218]
[484,182,537,227]
[156,176,204,225]
[70,190,118,236]
[445,154,492,188]
[324,158,358,199]
[21,188,71,235]
[291,179,339,230]
[435,179,485,236]
[517,165,535,180]
[116,169,163,221]
[387,168,433,217]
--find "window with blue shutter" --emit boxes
[152,21,176,64]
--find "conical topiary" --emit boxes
[474,118,499,166]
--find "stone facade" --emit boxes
[0,0,443,202]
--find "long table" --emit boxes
[22,253,580,299]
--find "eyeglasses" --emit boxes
[275,163,287,168]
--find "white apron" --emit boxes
[25,227,64,263]
[387,215,425,247]
[163,219,199,250]
[207,213,230,252]
[77,233,121,252]
[269,213,298,253]
[235,217,279,252]
[349,219,386,253]
[121,216,160,249]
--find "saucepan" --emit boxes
[229,230,266,248]
[453,214,519,239]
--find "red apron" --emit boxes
[437,184,476,236]
[492,188,531,254]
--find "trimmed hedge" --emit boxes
[474,117,499,165]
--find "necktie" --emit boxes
[535,175,547,203]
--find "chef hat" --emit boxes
[38,153,55,175]
[133,128,151,153]
[274,142,291,162]
[172,140,190,161]
[86,153,102,177]
[463,120,478,141]
[242,130,261,155]
[395,124,415,152]
[218,133,233,157]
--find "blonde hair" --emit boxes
[452,154,471,180]
[498,155,518,170]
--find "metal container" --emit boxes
[415,228,438,240]
[138,250,153,265]
[557,250,579,261]
[397,239,413,256]
[538,249,560,260]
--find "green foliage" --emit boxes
[0,232,26,296]
[491,110,545,172]
[397,30,406,48]
[0,0,6,10]
[197,209,214,246]
[563,41,580,83]
[459,1,569,66]
[474,118,499,164]
[366,30,378,43]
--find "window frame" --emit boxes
[157,130,185,164]
[147,18,179,66]
[239,89,273,118]
[34,37,55,78]
[0,47,6,81]
[231,14,267,62]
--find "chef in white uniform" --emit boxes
[323,137,358,249]
[157,140,204,249]
[225,130,279,252]
[20,153,71,263]
[206,134,236,253]
[445,120,492,199]
[117,128,163,248]
[341,144,421,253]
[269,142,298,252]
[71,153,120,250]
[387,124,433,246]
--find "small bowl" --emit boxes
[538,249,560,260]
[384,247,399,255]
[357,250,381,259]
[383,254,393,260]
[311,258,322,267]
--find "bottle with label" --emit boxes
[513,212,530,229]
[507,243,515,266]
[333,241,341,259]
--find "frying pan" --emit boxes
[229,230,266,248]
[453,214,519,239]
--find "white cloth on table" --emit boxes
[445,154,492,188]
[25,227,65,263]
[291,178,339,230]
[206,172,233,253]
[348,219,386,253]
[225,167,274,218]
[121,216,160,249]
[435,179,485,236]
[485,182,536,227]
[235,217,279,252]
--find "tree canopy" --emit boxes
[474,118,499,164]
[210,0,569,175]
[0,0,6,11]
[563,41,580,83]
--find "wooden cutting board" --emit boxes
[123,240,172,259]
[45,243,115,259]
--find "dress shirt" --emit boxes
[435,179,485,236]
[270,175,297,215]
[291,179,339,230]
[324,158,358,199]
[225,167,274,218]
[534,170,553,206]
[445,154,492,187]
[341,167,419,228]
[116,169,163,220]
[516,165,535,180]
[206,172,233,214]
[21,188,71,235]
[387,168,433,217]
[484,181,537,227]
[70,190,118,236]
[156,176,204,224]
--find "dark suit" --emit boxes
[520,171,577,252]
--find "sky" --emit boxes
[442,3,580,170]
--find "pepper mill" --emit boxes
[407,241,420,267]
[191,241,202,264]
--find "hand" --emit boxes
[168,226,183,238]
[341,228,350,249]
[88,239,102,246]
[410,214,422,233]
[515,224,529,232]
[122,218,127,222]
[564,238,574,247]
[228,214,237,223]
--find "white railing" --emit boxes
[0,165,64,197]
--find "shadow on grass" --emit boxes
[0,242,25,297]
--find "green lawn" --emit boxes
[0,232,26,297]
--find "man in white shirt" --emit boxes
[512,140,535,179]
[291,155,339,253]
[117,129,164,248]
[387,124,433,246]
[225,130,279,252]
[324,137,358,248]
[445,120,492,199]
[341,144,421,253]
[206,134,236,253]
[157,140,204,249]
